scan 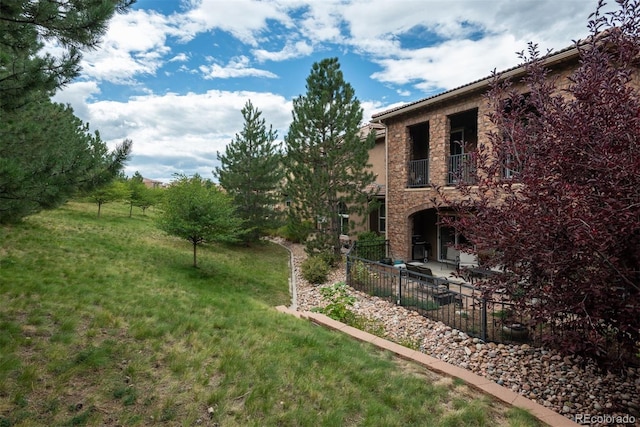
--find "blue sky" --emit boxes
[51,0,608,183]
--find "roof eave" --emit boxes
[372,46,579,122]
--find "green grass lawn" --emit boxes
[0,201,542,426]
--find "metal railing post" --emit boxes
[397,269,402,305]
[481,298,487,341]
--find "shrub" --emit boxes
[317,250,340,268]
[277,215,313,243]
[316,282,356,323]
[315,283,387,336]
[301,256,329,284]
[349,260,372,286]
[355,232,386,261]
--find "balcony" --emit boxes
[408,158,429,188]
[448,153,477,185]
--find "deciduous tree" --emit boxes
[214,100,283,244]
[443,1,640,367]
[285,57,375,260]
[88,179,130,218]
[157,174,243,267]
[127,172,161,216]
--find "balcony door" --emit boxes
[449,129,465,184]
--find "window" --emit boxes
[438,214,469,263]
[338,201,349,235]
[378,200,386,233]
[500,93,536,180]
[502,153,521,179]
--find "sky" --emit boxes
[51,0,611,184]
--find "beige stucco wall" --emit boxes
[349,130,386,237]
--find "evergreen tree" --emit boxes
[285,57,376,260]
[0,0,134,109]
[0,0,134,223]
[0,99,132,223]
[214,100,284,244]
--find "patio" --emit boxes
[346,242,530,345]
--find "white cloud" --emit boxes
[52,81,102,120]
[177,0,294,46]
[253,40,314,62]
[199,56,278,79]
[169,53,190,62]
[56,89,293,182]
[77,9,175,84]
[339,0,603,92]
[371,34,524,92]
[50,0,615,182]
[298,1,344,43]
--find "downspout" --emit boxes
[376,119,389,248]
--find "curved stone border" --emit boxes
[275,305,580,427]
[271,239,298,310]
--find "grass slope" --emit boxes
[0,201,541,426]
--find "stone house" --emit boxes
[142,177,165,189]
[369,46,583,265]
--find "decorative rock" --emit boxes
[281,239,640,425]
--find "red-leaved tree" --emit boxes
[442,0,640,368]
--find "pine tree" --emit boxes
[0,0,134,109]
[0,99,131,223]
[285,58,376,260]
[214,100,284,244]
[0,0,134,223]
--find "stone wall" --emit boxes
[380,58,584,261]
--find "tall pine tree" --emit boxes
[214,100,284,244]
[0,0,134,223]
[285,58,375,260]
[0,0,134,109]
[0,100,131,223]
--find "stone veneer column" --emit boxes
[386,120,407,261]
[430,115,448,188]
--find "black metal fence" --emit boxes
[346,241,535,345]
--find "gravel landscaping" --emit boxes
[276,239,640,426]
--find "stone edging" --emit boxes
[275,305,580,427]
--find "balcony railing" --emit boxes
[408,158,429,188]
[448,153,477,185]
